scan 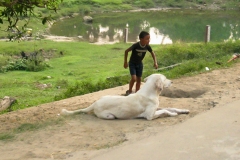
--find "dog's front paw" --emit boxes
[182,109,190,114]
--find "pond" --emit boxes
[50,9,240,44]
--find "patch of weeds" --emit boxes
[61,70,76,76]
[14,117,66,133]
[0,57,50,73]
[96,139,128,150]
[55,79,69,89]
[39,75,53,80]
[67,71,74,76]
[0,133,15,141]
[14,123,42,132]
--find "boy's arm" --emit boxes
[150,51,158,69]
[124,47,131,68]
[228,53,240,62]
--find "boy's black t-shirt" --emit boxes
[129,42,152,64]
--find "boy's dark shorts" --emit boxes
[129,62,143,77]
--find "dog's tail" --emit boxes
[61,103,94,115]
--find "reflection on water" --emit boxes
[149,27,172,44]
[224,23,239,42]
[50,10,240,44]
[91,25,124,44]
[139,20,172,44]
[85,22,173,44]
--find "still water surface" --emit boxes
[50,10,240,44]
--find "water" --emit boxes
[50,9,240,44]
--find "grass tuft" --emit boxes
[0,133,15,141]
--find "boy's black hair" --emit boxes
[139,31,150,39]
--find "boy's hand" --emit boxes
[154,63,158,69]
[124,62,128,68]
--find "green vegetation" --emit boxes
[0,41,128,112]
[96,139,128,149]
[0,40,239,114]
[153,41,240,78]
[0,117,66,141]
[0,133,15,141]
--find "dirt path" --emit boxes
[0,63,240,160]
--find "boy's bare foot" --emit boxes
[125,90,132,96]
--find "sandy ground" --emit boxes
[0,62,240,160]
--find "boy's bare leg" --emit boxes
[129,75,137,93]
[135,76,141,92]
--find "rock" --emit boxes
[0,96,16,112]
[83,16,93,23]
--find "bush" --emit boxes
[0,53,50,72]
[1,59,27,72]
[54,75,130,100]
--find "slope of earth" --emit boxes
[0,63,240,160]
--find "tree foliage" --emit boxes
[0,0,62,40]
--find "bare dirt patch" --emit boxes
[0,63,240,160]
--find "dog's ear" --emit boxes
[155,78,163,91]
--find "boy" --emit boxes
[124,31,158,95]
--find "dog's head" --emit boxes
[144,74,172,91]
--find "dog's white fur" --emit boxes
[61,74,189,120]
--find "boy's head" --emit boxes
[139,31,150,46]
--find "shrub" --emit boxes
[54,75,129,100]
[0,53,50,72]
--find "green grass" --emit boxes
[0,40,239,113]
[147,41,239,78]
[0,41,127,110]
[0,133,15,141]
[0,40,129,111]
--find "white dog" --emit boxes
[61,74,189,120]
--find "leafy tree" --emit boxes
[0,0,62,40]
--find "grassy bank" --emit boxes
[0,41,128,112]
[57,0,240,15]
[0,40,239,113]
